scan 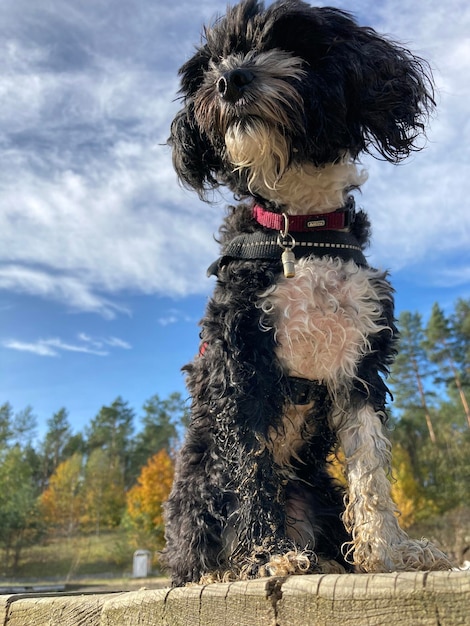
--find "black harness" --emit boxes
[208,228,367,276]
[206,199,367,405]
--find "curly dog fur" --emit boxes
[163,0,451,586]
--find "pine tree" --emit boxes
[452,298,470,371]
[0,403,14,447]
[129,392,188,482]
[11,406,37,446]
[425,303,470,428]
[40,408,73,487]
[392,311,437,444]
[86,397,135,487]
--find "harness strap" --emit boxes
[208,229,367,276]
[287,376,328,405]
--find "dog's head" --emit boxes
[169,0,434,202]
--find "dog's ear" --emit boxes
[168,104,222,199]
[264,4,435,162]
[348,28,435,162]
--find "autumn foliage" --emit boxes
[39,453,83,535]
[125,449,174,551]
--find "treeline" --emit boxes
[0,393,187,573]
[1,297,469,575]
[388,298,470,563]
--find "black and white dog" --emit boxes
[163,0,450,586]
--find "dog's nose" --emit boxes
[217,69,254,103]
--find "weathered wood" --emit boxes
[101,578,281,626]
[0,572,468,626]
[277,571,470,626]
[3,592,114,626]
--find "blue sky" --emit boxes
[1,0,469,440]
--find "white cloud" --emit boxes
[3,340,59,357]
[0,265,129,319]
[3,337,107,357]
[0,0,468,315]
[105,337,132,350]
[2,332,132,358]
[157,309,194,326]
[325,0,470,279]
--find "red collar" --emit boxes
[252,202,355,232]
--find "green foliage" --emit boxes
[129,392,188,483]
[39,408,73,489]
[389,298,470,559]
[424,303,470,428]
[0,445,42,573]
[86,397,135,488]
[391,310,437,444]
[82,448,126,533]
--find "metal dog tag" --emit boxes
[278,213,296,278]
[281,248,296,278]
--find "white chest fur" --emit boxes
[258,257,392,390]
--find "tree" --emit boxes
[11,406,37,446]
[39,453,83,536]
[390,443,430,529]
[86,397,135,486]
[0,445,41,572]
[0,403,14,447]
[129,392,188,482]
[81,448,125,534]
[425,303,470,428]
[40,408,73,487]
[0,403,37,449]
[125,449,174,552]
[452,298,470,372]
[391,311,437,444]
[62,432,87,459]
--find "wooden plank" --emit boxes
[100,579,277,626]
[1,572,469,625]
[277,572,470,626]
[5,593,112,626]
[195,578,278,626]
[102,573,470,625]
[99,588,169,625]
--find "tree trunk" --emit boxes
[411,354,437,444]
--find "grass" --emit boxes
[0,531,152,583]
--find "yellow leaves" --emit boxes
[390,443,433,529]
[39,450,127,533]
[82,449,126,531]
[39,453,83,532]
[126,449,174,536]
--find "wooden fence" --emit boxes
[1,571,469,626]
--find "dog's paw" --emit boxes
[239,548,347,578]
[350,538,453,572]
[262,550,315,577]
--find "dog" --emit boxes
[163,0,451,586]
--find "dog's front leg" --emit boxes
[336,402,451,572]
[163,422,229,586]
